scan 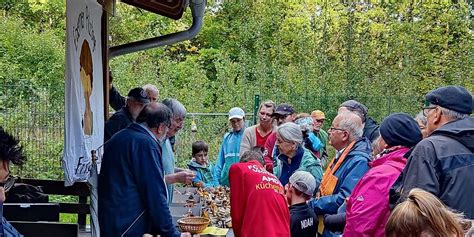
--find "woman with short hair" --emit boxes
[273,122,323,187]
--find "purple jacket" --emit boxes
[344,147,409,237]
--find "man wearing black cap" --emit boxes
[338,100,380,143]
[104,87,150,142]
[262,103,296,172]
[400,85,474,219]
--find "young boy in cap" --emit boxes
[286,171,318,237]
[187,141,218,188]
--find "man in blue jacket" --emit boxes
[309,112,371,237]
[98,102,190,237]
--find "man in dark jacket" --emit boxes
[104,87,149,142]
[338,100,380,143]
[400,85,474,219]
[98,103,190,237]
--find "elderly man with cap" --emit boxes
[343,113,422,237]
[263,103,297,172]
[286,171,319,237]
[214,107,246,187]
[338,100,380,143]
[311,110,329,164]
[399,85,474,218]
[104,87,150,141]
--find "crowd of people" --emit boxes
[1,84,472,237]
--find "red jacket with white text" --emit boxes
[229,160,290,237]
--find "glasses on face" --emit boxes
[328,127,346,132]
[422,106,437,117]
[315,119,325,123]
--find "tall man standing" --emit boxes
[162,98,195,203]
[99,102,191,237]
[400,86,474,218]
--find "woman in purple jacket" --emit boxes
[343,113,422,237]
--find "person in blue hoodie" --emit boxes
[188,141,218,188]
[214,107,246,187]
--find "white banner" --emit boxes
[63,0,104,186]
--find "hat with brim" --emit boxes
[228,107,245,120]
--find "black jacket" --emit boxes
[104,106,133,142]
[401,117,474,218]
[289,203,317,237]
[109,86,125,111]
[363,117,380,143]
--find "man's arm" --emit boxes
[109,85,125,111]
[312,158,369,215]
[213,135,227,185]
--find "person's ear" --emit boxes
[432,107,442,125]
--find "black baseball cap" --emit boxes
[273,103,295,116]
[127,87,150,104]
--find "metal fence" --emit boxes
[1,83,422,179]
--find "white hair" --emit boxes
[338,113,364,140]
[162,98,186,118]
[277,122,303,145]
[439,106,469,120]
[143,84,159,95]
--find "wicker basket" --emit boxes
[177,217,210,234]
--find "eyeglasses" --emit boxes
[328,127,346,132]
[315,119,325,123]
[422,106,437,116]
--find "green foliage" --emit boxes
[1,1,473,180]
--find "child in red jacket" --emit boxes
[229,148,290,237]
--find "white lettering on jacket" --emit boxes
[301,217,314,229]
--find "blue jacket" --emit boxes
[98,123,180,237]
[214,129,244,187]
[188,160,219,187]
[310,137,371,237]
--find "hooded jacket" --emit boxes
[273,146,323,187]
[363,117,380,143]
[187,160,218,187]
[401,117,474,218]
[344,147,409,237]
[214,129,244,187]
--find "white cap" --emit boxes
[228,107,245,120]
[289,171,318,196]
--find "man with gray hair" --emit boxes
[161,98,196,203]
[338,100,380,143]
[309,112,371,237]
[99,102,191,237]
[399,85,474,219]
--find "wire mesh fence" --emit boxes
[1,82,424,179]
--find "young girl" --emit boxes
[187,141,218,188]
